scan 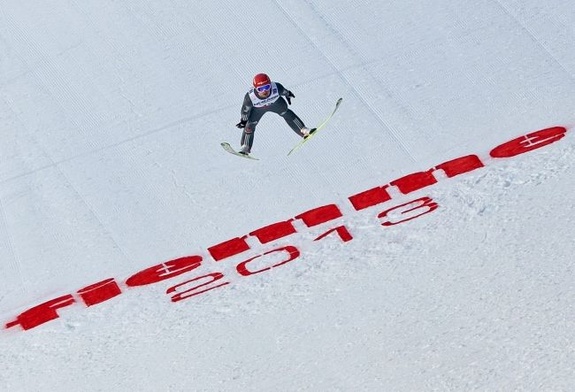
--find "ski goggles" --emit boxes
[256,84,271,93]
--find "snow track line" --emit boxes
[273,0,417,163]
[28,127,134,269]
[0,197,26,294]
[0,104,236,186]
[491,0,575,83]
[0,67,134,266]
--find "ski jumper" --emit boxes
[239,82,308,153]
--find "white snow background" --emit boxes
[1,1,575,391]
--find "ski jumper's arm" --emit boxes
[275,82,290,98]
[275,82,295,104]
[240,93,253,122]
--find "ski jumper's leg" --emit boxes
[241,108,266,153]
[271,99,307,137]
[240,129,254,153]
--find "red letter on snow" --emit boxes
[490,127,567,158]
[126,256,203,287]
[6,295,76,331]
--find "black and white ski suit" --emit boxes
[238,82,308,153]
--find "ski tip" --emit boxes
[221,141,259,160]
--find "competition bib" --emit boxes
[248,82,281,108]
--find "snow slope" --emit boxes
[1,1,575,390]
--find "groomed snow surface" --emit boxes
[1,1,575,391]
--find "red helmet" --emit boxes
[253,73,271,88]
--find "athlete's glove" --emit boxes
[286,91,295,105]
[236,120,247,129]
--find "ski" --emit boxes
[288,97,343,156]
[220,142,259,160]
